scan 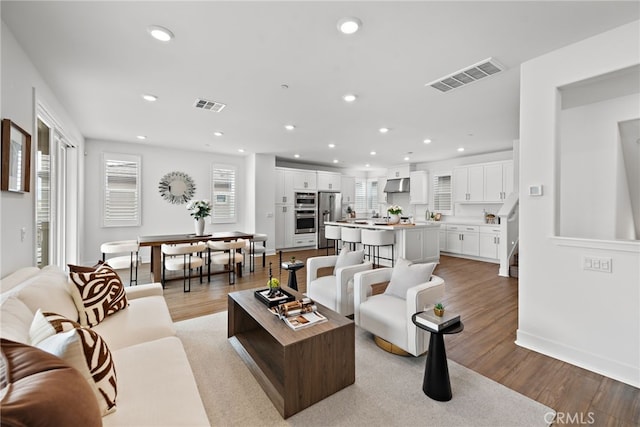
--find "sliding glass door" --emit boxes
[35,107,78,268]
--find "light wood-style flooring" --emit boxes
[123,250,639,426]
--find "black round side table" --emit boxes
[281,261,304,291]
[411,313,464,402]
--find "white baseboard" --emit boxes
[516,329,639,388]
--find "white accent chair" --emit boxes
[354,268,445,356]
[306,254,373,316]
[100,240,140,286]
[208,240,245,285]
[161,242,207,292]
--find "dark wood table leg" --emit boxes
[150,246,162,283]
[423,331,452,401]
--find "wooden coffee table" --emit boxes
[228,287,355,418]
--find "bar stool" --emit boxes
[208,240,245,285]
[161,242,207,292]
[361,229,395,268]
[340,227,361,251]
[100,240,140,286]
[325,225,342,255]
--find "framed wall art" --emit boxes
[1,119,31,192]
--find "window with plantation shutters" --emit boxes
[211,164,236,223]
[354,178,366,213]
[432,172,453,215]
[102,153,141,227]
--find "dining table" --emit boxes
[138,231,254,283]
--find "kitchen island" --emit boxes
[325,220,441,266]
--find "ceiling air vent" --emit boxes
[193,98,226,112]
[426,57,505,93]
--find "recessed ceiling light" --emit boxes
[337,17,362,35]
[238,149,245,153]
[404,156,410,161]
[284,124,296,131]
[213,131,224,137]
[333,159,339,164]
[147,25,174,42]
[370,151,376,155]
[379,127,389,134]
[294,154,300,158]
[457,147,465,152]
[343,94,357,103]
[328,143,336,148]
[423,139,432,144]
[136,135,146,140]
[142,94,157,102]
[365,164,370,168]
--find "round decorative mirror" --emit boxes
[158,171,196,204]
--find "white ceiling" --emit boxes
[2,1,638,170]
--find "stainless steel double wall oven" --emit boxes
[294,192,316,234]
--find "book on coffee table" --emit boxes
[283,311,327,330]
[415,309,460,332]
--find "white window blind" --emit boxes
[102,153,141,227]
[354,178,366,213]
[211,164,236,223]
[367,179,378,212]
[433,173,453,215]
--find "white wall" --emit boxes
[83,139,248,264]
[248,153,276,255]
[0,21,84,277]
[559,94,639,240]
[518,20,640,387]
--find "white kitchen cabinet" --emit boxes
[275,168,294,205]
[341,175,356,203]
[453,165,484,202]
[439,229,447,251]
[483,161,514,202]
[292,170,317,190]
[444,224,479,256]
[377,176,388,204]
[387,165,411,179]
[479,225,501,259]
[317,171,341,191]
[409,171,429,204]
[293,233,317,248]
[275,205,294,248]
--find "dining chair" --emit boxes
[100,240,140,286]
[208,240,245,285]
[161,242,207,292]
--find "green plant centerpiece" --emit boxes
[434,303,445,317]
[266,262,282,298]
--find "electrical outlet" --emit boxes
[583,256,612,273]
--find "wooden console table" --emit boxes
[139,231,253,282]
[228,288,355,418]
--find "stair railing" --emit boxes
[497,192,519,277]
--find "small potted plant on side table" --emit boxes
[433,303,445,317]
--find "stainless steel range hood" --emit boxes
[383,178,410,193]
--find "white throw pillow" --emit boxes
[333,246,365,275]
[9,269,78,322]
[0,296,34,343]
[384,258,437,300]
[30,310,118,416]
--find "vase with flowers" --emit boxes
[186,199,212,236]
[387,205,403,224]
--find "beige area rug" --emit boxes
[175,312,554,427]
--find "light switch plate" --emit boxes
[528,185,543,196]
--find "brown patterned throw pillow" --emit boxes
[68,262,128,327]
[29,310,118,416]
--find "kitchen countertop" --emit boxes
[325,220,441,230]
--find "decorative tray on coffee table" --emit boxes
[254,288,296,307]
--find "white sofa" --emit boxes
[0,265,210,426]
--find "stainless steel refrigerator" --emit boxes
[317,192,342,249]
